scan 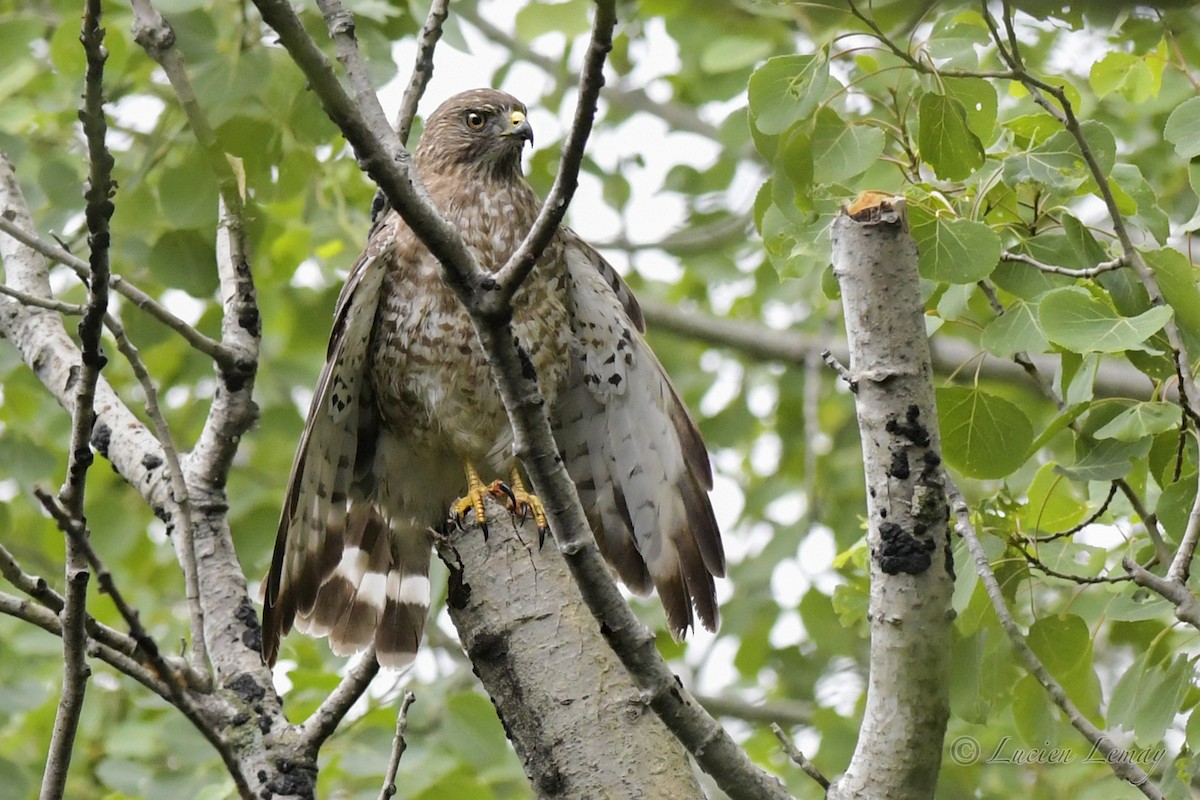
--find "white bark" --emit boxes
[440,499,705,800]
[827,199,954,799]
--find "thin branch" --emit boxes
[299,647,381,755]
[698,694,812,728]
[771,723,830,791]
[820,348,857,390]
[983,2,1200,431]
[950,482,1165,799]
[491,0,615,300]
[0,284,85,315]
[36,489,202,694]
[377,691,416,800]
[1000,250,1126,279]
[41,5,112,794]
[315,0,379,121]
[1014,542,1133,585]
[0,590,253,798]
[0,217,233,366]
[1023,481,1119,543]
[394,0,449,147]
[1123,559,1200,630]
[1166,469,1200,584]
[103,310,209,687]
[594,210,754,255]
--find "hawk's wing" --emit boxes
[261,226,430,669]
[553,231,725,637]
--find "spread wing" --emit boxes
[261,245,386,665]
[553,231,725,637]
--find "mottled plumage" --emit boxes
[262,89,725,668]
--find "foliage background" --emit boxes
[0,0,1198,798]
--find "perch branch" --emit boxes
[377,690,416,800]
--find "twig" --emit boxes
[315,0,379,119]
[697,694,813,728]
[41,6,112,794]
[820,349,857,391]
[1000,250,1126,278]
[394,0,449,147]
[983,2,1200,431]
[492,0,616,300]
[377,690,417,800]
[1123,559,1200,630]
[594,210,754,254]
[950,481,1165,798]
[1024,481,1119,543]
[103,311,210,688]
[35,489,204,694]
[0,217,233,366]
[1166,470,1200,584]
[299,647,381,755]
[1014,542,1132,585]
[0,589,253,798]
[771,723,830,790]
[0,284,85,315]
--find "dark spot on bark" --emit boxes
[151,504,169,523]
[142,452,162,471]
[235,599,262,652]
[468,631,508,663]
[889,451,909,479]
[479,275,499,291]
[257,770,267,784]
[876,521,935,575]
[607,373,622,387]
[921,449,942,480]
[226,672,266,703]
[885,405,930,447]
[231,711,250,727]
[447,566,470,611]
[239,307,261,338]
[263,758,315,800]
[65,364,80,391]
[537,767,565,794]
[516,341,537,381]
[91,423,110,458]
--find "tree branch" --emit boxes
[492,0,614,300]
[394,0,449,147]
[1123,558,1200,630]
[377,690,416,800]
[950,483,1165,798]
[299,647,381,755]
[1000,250,1126,279]
[0,216,233,366]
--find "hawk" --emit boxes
[261,89,725,668]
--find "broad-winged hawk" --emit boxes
[261,89,725,668]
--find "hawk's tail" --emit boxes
[263,502,431,670]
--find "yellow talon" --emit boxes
[451,462,490,528]
[491,470,547,533]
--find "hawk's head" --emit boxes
[415,89,533,180]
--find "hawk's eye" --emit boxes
[465,111,486,130]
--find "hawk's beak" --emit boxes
[504,109,534,147]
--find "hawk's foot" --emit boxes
[489,471,549,545]
[451,461,492,537]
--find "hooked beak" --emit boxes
[503,109,534,147]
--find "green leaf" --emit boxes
[1012,672,1057,746]
[909,206,1001,284]
[515,0,591,40]
[943,77,998,143]
[937,386,1034,479]
[981,300,1048,356]
[1039,287,1173,354]
[1164,96,1200,159]
[1093,401,1180,442]
[810,109,886,184]
[1026,614,1101,718]
[917,92,984,180]
[701,36,774,74]
[1018,463,1085,533]
[1156,471,1197,543]
[1145,248,1200,344]
[148,230,220,298]
[748,52,830,135]
[1108,653,1192,746]
[1089,51,1160,103]
[158,159,219,229]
